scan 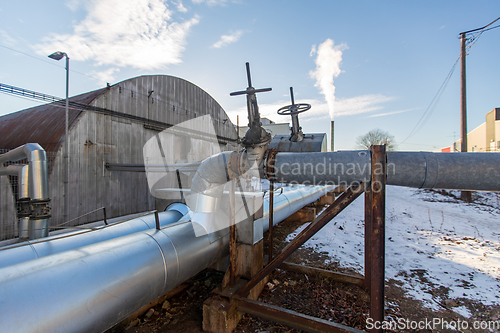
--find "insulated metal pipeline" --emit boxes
[0,165,30,238]
[0,203,189,269]
[0,185,331,333]
[0,143,50,238]
[260,184,335,231]
[270,151,500,192]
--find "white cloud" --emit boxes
[0,30,17,47]
[65,0,84,11]
[191,0,239,5]
[309,38,347,119]
[174,0,188,12]
[368,108,417,118]
[211,30,243,48]
[34,0,199,70]
[226,94,394,124]
[89,67,120,86]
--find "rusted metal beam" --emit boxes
[229,179,237,287]
[364,184,372,293]
[236,183,366,298]
[370,145,386,333]
[235,296,365,333]
[278,262,364,287]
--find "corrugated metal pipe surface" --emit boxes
[0,184,330,333]
[0,203,188,269]
[271,151,500,192]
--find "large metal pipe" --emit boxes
[260,184,335,231]
[0,184,328,333]
[0,143,50,238]
[0,203,188,269]
[270,151,500,191]
[0,165,30,238]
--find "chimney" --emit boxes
[330,120,334,151]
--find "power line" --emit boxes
[400,56,460,145]
[0,43,199,112]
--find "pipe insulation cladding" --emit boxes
[0,203,188,269]
[0,143,50,239]
[270,151,500,192]
[0,185,330,333]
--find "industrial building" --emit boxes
[236,117,290,138]
[442,107,500,152]
[0,75,238,240]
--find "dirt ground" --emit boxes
[108,207,500,333]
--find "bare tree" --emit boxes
[356,128,397,150]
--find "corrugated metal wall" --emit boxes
[0,176,16,241]
[0,75,239,239]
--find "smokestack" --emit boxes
[330,120,334,151]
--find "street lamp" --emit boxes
[48,51,69,222]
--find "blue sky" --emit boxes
[1,0,499,151]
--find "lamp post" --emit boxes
[48,51,70,222]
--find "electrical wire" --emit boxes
[402,18,500,146]
[400,56,460,145]
[0,43,207,120]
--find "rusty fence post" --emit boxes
[364,184,372,293]
[229,178,237,287]
[370,145,386,333]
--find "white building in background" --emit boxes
[441,108,500,153]
[236,117,290,139]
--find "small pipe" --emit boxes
[268,181,274,262]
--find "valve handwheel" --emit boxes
[277,103,311,116]
[276,87,310,142]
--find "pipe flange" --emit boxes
[16,198,31,218]
[31,199,51,219]
[264,149,279,181]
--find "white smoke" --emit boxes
[309,39,347,119]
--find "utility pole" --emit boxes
[460,32,471,202]
[459,16,500,202]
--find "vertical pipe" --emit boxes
[18,165,30,239]
[364,184,372,293]
[229,179,236,286]
[268,181,274,262]
[370,145,386,333]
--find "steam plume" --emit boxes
[310,39,346,119]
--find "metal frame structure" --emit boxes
[220,145,387,333]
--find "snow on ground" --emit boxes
[286,186,500,315]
